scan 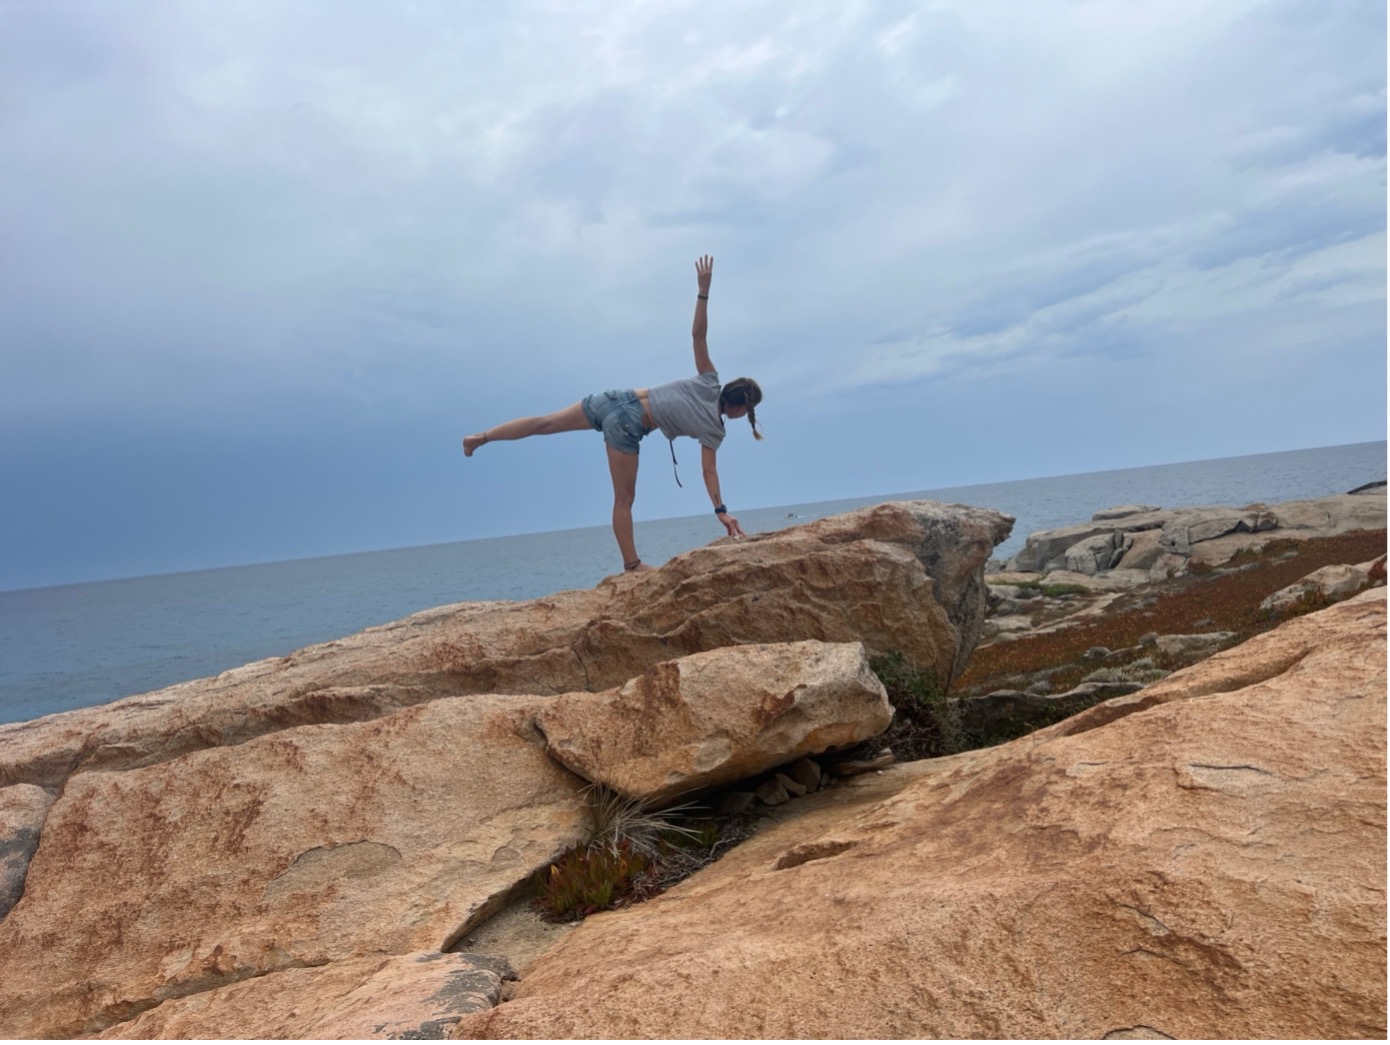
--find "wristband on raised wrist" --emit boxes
[697,294,709,300]
[714,504,727,515]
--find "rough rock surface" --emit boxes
[454,591,1387,1040]
[96,951,515,1040]
[537,641,890,803]
[0,695,589,1038]
[0,784,53,919]
[1,501,1011,793]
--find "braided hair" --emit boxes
[719,377,764,440]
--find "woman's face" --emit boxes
[725,404,748,419]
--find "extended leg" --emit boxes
[463,402,590,456]
[607,446,652,571]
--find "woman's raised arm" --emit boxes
[691,254,715,375]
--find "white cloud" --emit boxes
[0,0,1381,432]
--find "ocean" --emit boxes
[1,440,1384,726]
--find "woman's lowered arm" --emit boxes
[702,444,745,537]
[692,254,715,375]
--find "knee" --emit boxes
[613,490,636,510]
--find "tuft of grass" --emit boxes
[870,653,967,760]
[581,784,706,856]
[532,785,729,922]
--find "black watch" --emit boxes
[714,505,728,515]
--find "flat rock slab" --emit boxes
[96,951,514,1040]
[455,591,1387,1040]
[537,641,891,803]
[0,695,588,1039]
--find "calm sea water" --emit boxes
[2,440,1384,725]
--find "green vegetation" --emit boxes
[535,841,652,918]
[533,785,726,922]
[869,652,968,760]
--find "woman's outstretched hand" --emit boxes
[719,511,745,539]
[696,254,713,295]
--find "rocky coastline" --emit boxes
[0,488,1384,1039]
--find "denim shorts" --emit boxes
[580,388,651,455]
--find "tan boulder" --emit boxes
[0,695,589,1039]
[536,641,890,803]
[1,501,1010,792]
[95,951,514,1040]
[454,591,1387,1040]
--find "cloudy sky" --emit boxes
[1,0,1384,590]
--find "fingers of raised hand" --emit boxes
[695,254,713,274]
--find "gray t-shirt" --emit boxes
[647,371,725,450]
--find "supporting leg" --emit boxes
[607,446,652,570]
[463,402,590,456]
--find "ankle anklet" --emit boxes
[624,558,642,571]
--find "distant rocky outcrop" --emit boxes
[452,590,1388,1040]
[1004,490,1385,580]
[0,501,1008,1039]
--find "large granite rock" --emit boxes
[454,590,1387,1040]
[1,501,1011,792]
[537,641,891,803]
[0,638,896,1039]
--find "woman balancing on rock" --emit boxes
[462,255,763,573]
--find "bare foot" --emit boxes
[462,433,487,457]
